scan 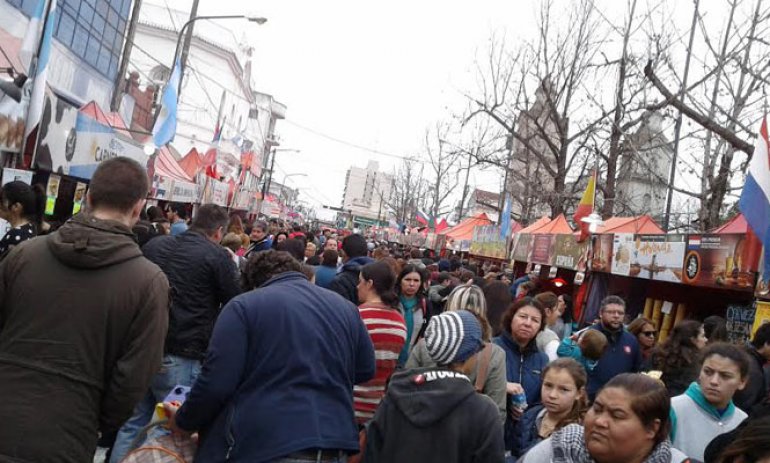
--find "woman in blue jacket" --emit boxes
[492,297,549,454]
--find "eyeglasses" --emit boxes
[641,331,656,337]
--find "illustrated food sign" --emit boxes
[531,234,555,265]
[591,234,613,272]
[552,234,589,271]
[470,225,507,259]
[612,234,686,283]
[682,234,756,291]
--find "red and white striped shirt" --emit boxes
[354,302,407,424]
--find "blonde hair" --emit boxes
[221,232,243,252]
[446,283,492,341]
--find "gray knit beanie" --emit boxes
[424,310,484,365]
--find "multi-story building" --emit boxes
[507,81,562,223]
[615,111,672,222]
[341,160,393,227]
[465,188,500,222]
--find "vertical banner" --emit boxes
[72,182,86,214]
[45,173,60,215]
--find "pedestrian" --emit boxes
[516,281,536,300]
[483,280,513,337]
[492,297,549,454]
[428,271,452,308]
[271,230,288,249]
[710,416,770,463]
[364,311,505,463]
[584,295,643,400]
[406,283,508,422]
[304,241,317,262]
[330,234,374,305]
[534,292,561,361]
[556,328,609,374]
[628,317,657,361]
[315,249,340,289]
[0,157,169,463]
[557,293,574,337]
[703,315,729,344]
[732,322,770,412]
[354,261,407,425]
[649,320,707,397]
[512,358,588,458]
[166,202,189,235]
[221,232,246,272]
[704,398,770,463]
[0,180,45,257]
[164,250,375,462]
[324,237,338,252]
[276,237,306,262]
[521,373,690,463]
[395,264,434,366]
[670,342,751,460]
[244,220,272,256]
[110,204,241,462]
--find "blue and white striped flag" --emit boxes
[19,0,47,70]
[152,59,182,147]
[24,0,56,139]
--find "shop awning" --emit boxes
[711,214,749,234]
[518,216,551,234]
[531,214,574,234]
[153,145,194,182]
[79,101,132,137]
[440,213,492,240]
[179,148,203,179]
[595,215,664,234]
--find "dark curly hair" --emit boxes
[242,250,303,289]
[652,320,702,372]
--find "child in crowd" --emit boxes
[556,328,608,373]
[511,358,588,458]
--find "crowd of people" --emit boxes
[1,156,770,463]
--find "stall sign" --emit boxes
[552,234,589,271]
[151,175,172,200]
[752,301,770,337]
[531,234,555,265]
[682,234,756,291]
[512,234,533,262]
[612,234,686,283]
[726,304,755,344]
[1,168,33,186]
[171,180,198,203]
[470,225,507,259]
[591,234,614,272]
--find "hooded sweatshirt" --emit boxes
[329,256,374,305]
[0,214,169,463]
[365,367,505,463]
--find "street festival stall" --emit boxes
[511,213,763,343]
[440,212,493,254]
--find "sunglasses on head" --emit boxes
[642,331,656,337]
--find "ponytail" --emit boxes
[0,181,46,231]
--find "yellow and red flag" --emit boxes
[574,171,596,242]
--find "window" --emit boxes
[8,0,133,80]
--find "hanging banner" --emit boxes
[531,234,555,265]
[0,83,27,152]
[171,180,198,203]
[72,182,87,214]
[1,168,34,186]
[552,234,590,271]
[591,234,614,272]
[470,225,507,259]
[682,234,756,291]
[612,234,686,282]
[45,174,61,215]
[150,175,172,201]
[210,180,229,207]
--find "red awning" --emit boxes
[154,146,193,182]
[518,216,551,234]
[531,214,574,234]
[179,148,203,179]
[595,215,664,234]
[79,100,132,136]
[440,213,492,240]
[711,214,749,234]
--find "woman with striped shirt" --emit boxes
[354,260,407,424]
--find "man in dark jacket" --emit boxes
[586,295,642,399]
[165,250,375,462]
[365,311,504,462]
[734,322,770,412]
[110,204,241,462]
[0,158,169,463]
[329,233,373,305]
[244,220,272,257]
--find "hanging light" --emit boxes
[581,212,604,234]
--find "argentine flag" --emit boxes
[23,0,56,139]
[738,117,770,281]
[152,59,182,148]
[19,0,47,70]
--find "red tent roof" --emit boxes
[518,216,551,234]
[79,101,131,136]
[711,213,749,234]
[179,148,203,179]
[511,220,523,234]
[441,213,492,240]
[531,214,574,234]
[596,215,664,234]
[153,146,193,182]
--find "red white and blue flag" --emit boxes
[738,116,770,281]
[415,209,430,226]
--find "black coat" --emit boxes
[143,230,241,360]
[733,347,768,412]
[329,256,374,305]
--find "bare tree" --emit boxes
[424,123,462,220]
[386,157,429,226]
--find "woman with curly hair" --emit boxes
[650,320,707,397]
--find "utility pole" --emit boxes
[458,148,473,219]
[110,0,143,111]
[663,0,698,231]
[177,0,200,95]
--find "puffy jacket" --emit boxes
[314,264,338,289]
[364,367,504,463]
[512,404,545,457]
[0,214,169,462]
[143,230,241,360]
[586,323,642,399]
[244,236,272,257]
[329,256,374,305]
[175,272,375,463]
[492,331,548,451]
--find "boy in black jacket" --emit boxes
[365,310,505,463]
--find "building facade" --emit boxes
[341,160,392,226]
[615,111,672,222]
[465,188,500,222]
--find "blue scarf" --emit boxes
[397,296,418,366]
[670,382,737,441]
